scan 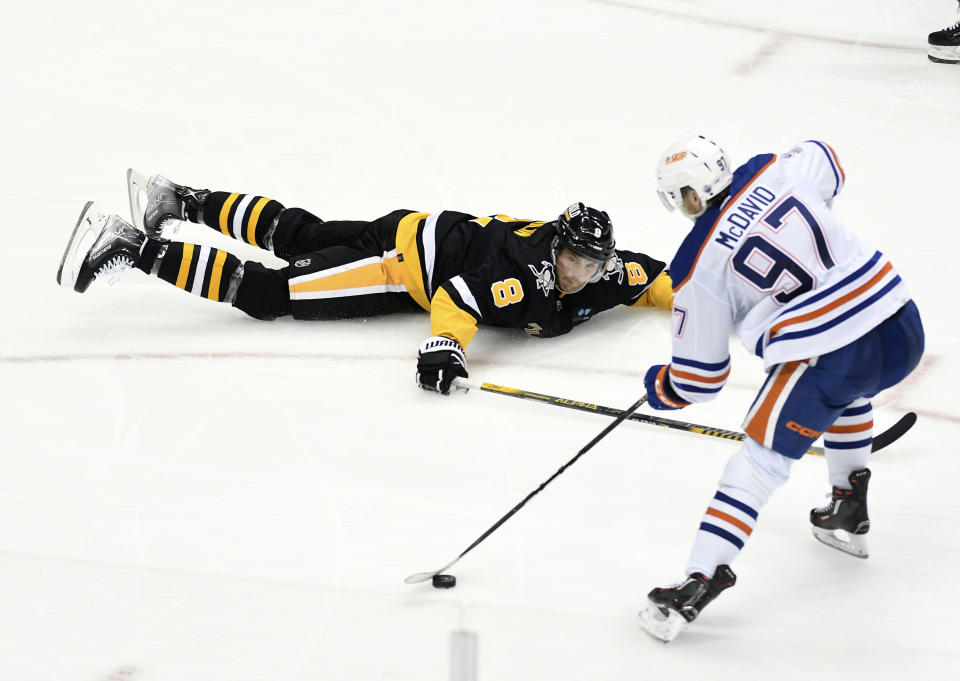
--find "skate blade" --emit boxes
[127,168,182,237]
[57,201,103,291]
[928,45,960,64]
[126,168,149,233]
[812,526,869,559]
[638,600,687,643]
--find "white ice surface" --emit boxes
[1,1,959,679]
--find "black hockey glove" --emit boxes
[416,336,468,395]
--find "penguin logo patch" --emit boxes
[528,260,555,297]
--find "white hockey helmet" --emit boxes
[656,136,732,218]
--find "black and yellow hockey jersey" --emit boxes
[390,210,671,349]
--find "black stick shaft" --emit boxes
[477,382,914,456]
[452,394,647,562]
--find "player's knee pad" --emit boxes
[232,261,291,321]
[718,438,796,507]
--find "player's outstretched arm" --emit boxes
[631,271,674,311]
[644,281,733,410]
[416,276,484,395]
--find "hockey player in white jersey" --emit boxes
[637,136,925,643]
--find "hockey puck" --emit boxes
[432,574,457,589]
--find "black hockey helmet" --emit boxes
[554,202,616,263]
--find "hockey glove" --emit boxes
[416,336,468,395]
[644,364,692,411]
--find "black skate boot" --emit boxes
[127,169,210,237]
[638,565,736,643]
[810,468,871,558]
[57,201,146,293]
[929,3,960,64]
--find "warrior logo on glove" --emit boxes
[416,336,468,395]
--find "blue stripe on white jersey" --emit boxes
[761,252,908,359]
[769,275,902,344]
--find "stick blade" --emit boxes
[871,411,917,453]
[404,571,439,584]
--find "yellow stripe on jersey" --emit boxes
[469,215,544,235]
[219,193,240,236]
[176,243,195,289]
[394,211,431,311]
[430,287,479,349]
[207,249,228,300]
[513,221,545,237]
[631,272,674,311]
[246,197,271,246]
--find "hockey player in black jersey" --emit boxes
[57,172,673,393]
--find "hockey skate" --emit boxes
[127,169,209,237]
[57,201,145,293]
[929,3,960,64]
[638,565,736,643]
[810,468,871,558]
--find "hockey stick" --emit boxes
[404,394,648,584]
[454,379,916,457]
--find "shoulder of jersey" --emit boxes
[669,153,776,291]
[505,219,555,255]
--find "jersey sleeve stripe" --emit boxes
[670,367,730,384]
[672,356,730,371]
[668,358,730,400]
[673,382,724,394]
[671,155,778,293]
[821,141,846,184]
[449,276,482,319]
[808,140,846,196]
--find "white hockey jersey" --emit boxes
[664,141,911,404]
